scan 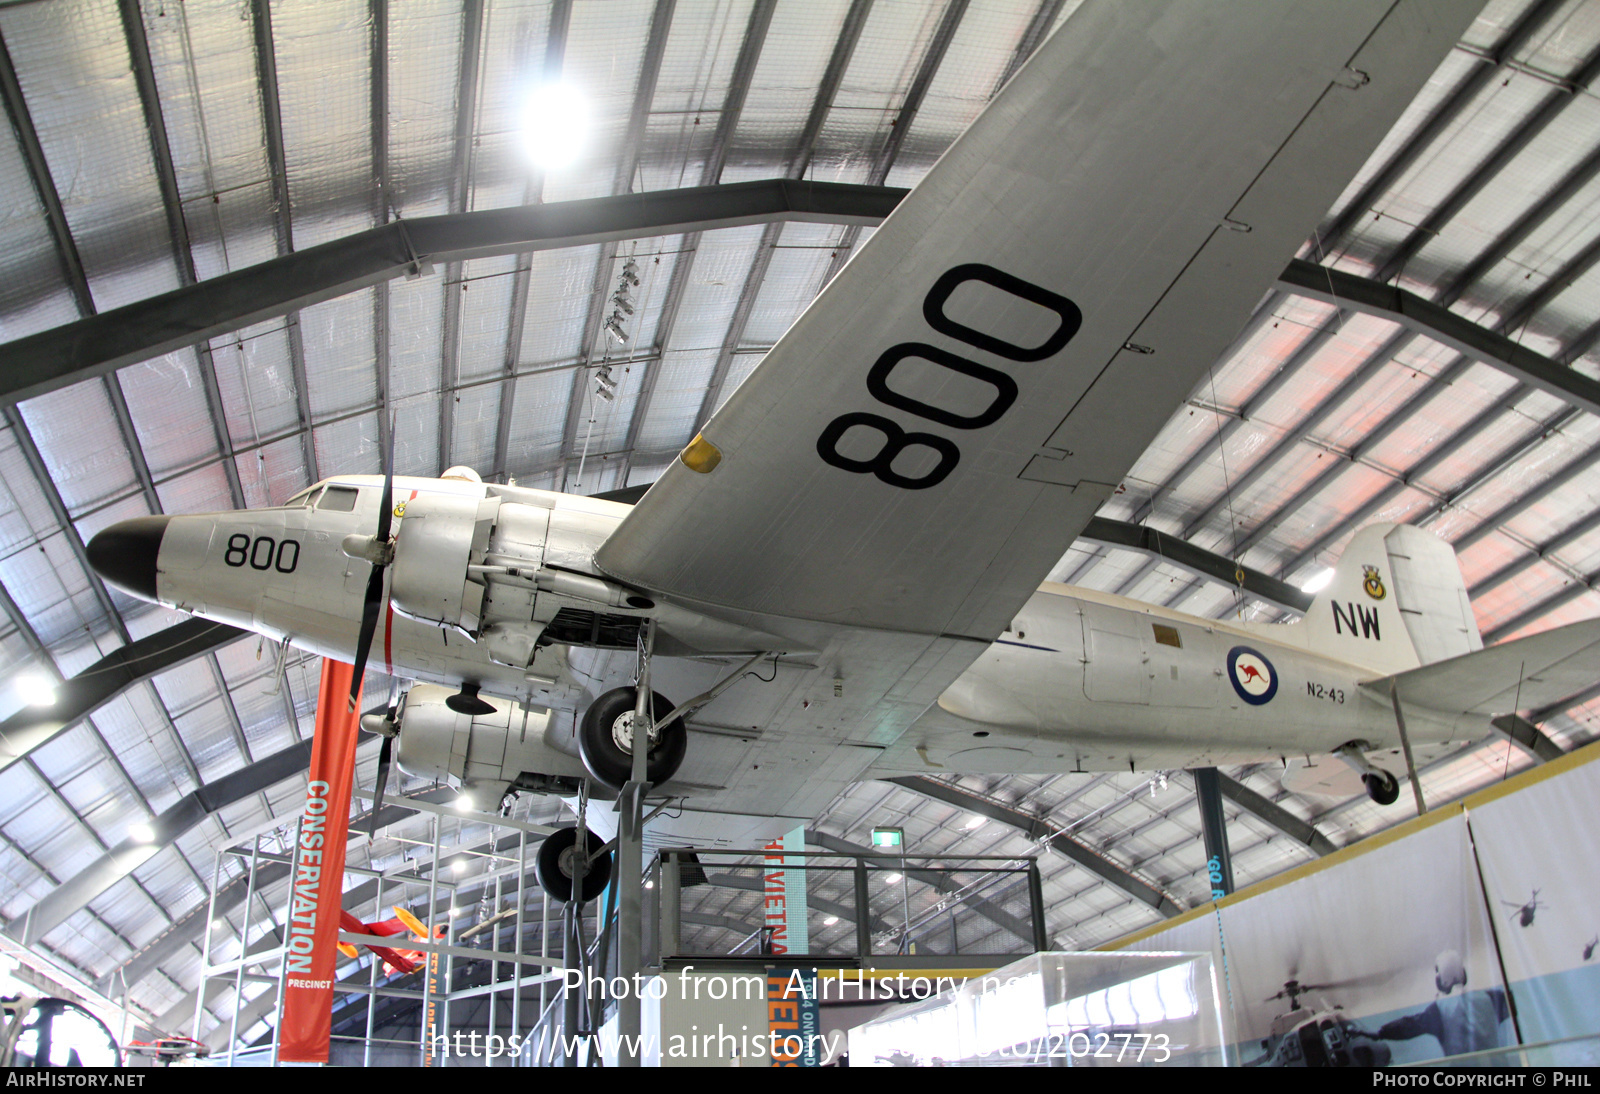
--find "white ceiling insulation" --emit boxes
[0,0,1597,1051]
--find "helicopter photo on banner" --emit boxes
[1121,811,1512,1066]
[1117,747,1600,1067]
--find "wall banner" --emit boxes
[767,967,822,1067]
[277,659,362,1064]
[762,827,809,956]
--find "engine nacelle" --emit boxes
[394,684,588,801]
[389,494,500,633]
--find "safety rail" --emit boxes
[654,847,1048,963]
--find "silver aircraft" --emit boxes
[88,2,1541,885]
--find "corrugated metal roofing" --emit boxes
[0,0,1598,1049]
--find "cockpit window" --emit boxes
[317,485,360,512]
[285,487,316,508]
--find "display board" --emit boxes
[1467,758,1600,1064]
[1114,744,1600,1067]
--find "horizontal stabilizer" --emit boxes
[1360,618,1600,716]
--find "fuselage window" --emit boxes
[1152,624,1181,648]
[317,485,360,512]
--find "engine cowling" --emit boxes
[394,684,588,801]
[388,494,500,633]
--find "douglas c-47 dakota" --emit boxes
[84,0,1600,896]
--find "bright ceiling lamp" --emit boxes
[1301,568,1335,595]
[18,674,55,708]
[522,84,589,169]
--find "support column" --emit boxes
[1192,767,1234,900]
[617,619,653,1066]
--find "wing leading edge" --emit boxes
[598,0,1481,646]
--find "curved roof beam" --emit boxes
[0,179,905,409]
[4,184,1584,445]
[885,775,1181,917]
[4,739,313,948]
[1213,773,1337,857]
[1277,258,1600,420]
[1079,518,1311,614]
[0,617,246,777]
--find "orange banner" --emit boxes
[278,659,362,1064]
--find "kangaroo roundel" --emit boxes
[1227,646,1278,706]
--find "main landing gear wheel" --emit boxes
[1363,768,1401,806]
[534,826,612,903]
[577,686,687,790]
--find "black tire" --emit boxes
[1363,769,1400,806]
[534,826,612,903]
[577,687,687,790]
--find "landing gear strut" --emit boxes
[1334,741,1402,806]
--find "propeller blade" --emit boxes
[348,564,385,712]
[375,424,395,545]
[350,418,398,712]
[368,734,393,838]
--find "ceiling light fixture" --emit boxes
[1301,568,1335,595]
[129,823,155,843]
[521,84,589,169]
[18,674,55,708]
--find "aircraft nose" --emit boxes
[86,515,170,601]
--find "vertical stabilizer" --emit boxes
[1383,524,1483,663]
[1295,523,1482,674]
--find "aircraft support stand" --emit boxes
[617,620,655,1067]
[1389,684,1428,816]
[563,782,589,1066]
[1192,767,1234,899]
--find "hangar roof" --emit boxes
[1,0,1599,1047]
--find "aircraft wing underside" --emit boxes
[597,1,1479,643]
[588,1,1479,810]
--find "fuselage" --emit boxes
[90,474,1475,778]
[901,583,1472,774]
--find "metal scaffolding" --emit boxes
[191,795,566,1067]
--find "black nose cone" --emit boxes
[87,516,169,602]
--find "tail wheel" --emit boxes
[1363,769,1400,806]
[577,687,687,790]
[534,826,612,903]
